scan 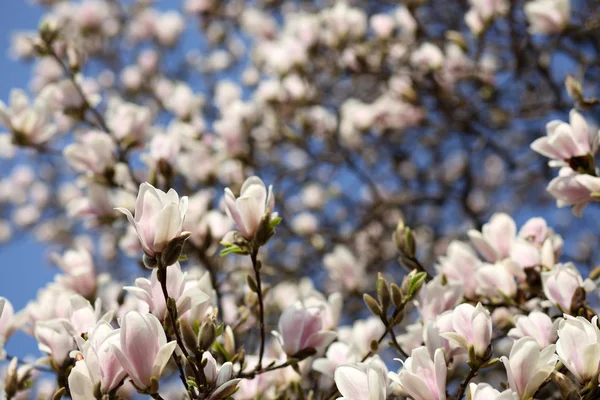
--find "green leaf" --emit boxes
[269,217,282,229]
[220,245,245,257]
[212,341,230,361]
[408,272,427,297]
[178,254,188,261]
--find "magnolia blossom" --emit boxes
[273,303,336,356]
[475,261,517,299]
[556,315,600,383]
[224,176,276,240]
[541,262,595,313]
[51,248,97,298]
[116,183,189,257]
[35,319,77,366]
[508,312,557,349]
[469,383,518,400]
[125,262,209,320]
[436,241,481,298]
[440,303,492,358]
[0,89,56,145]
[323,245,367,291]
[546,168,600,217]
[312,342,355,378]
[389,347,446,400]
[468,213,515,262]
[202,352,241,399]
[501,337,557,399]
[64,131,116,175]
[0,298,16,360]
[524,0,570,34]
[69,321,125,399]
[334,359,388,400]
[416,277,463,322]
[112,311,177,390]
[531,110,596,162]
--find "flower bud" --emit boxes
[363,294,382,317]
[198,321,217,351]
[160,231,191,267]
[39,17,59,44]
[565,75,583,102]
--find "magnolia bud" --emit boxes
[552,371,579,400]
[39,17,59,44]
[197,321,217,351]
[391,283,403,307]
[377,274,391,312]
[161,232,191,267]
[565,75,583,102]
[363,293,382,317]
[223,325,235,355]
[180,319,198,354]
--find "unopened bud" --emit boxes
[565,75,583,102]
[552,371,579,400]
[161,232,191,267]
[223,326,235,355]
[39,17,59,44]
[197,321,217,351]
[369,339,379,352]
[570,287,586,314]
[52,388,66,400]
[589,265,600,281]
[390,283,403,307]
[363,294,382,317]
[67,46,81,73]
[246,274,258,293]
[143,253,158,269]
[376,274,391,312]
[180,319,198,354]
[393,220,416,259]
[254,212,274,247]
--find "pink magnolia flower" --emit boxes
[51,248,97,298]
[468,213,516,262]
[202,352,241,400]
[69,321,125,398]
[0,298,16,360]
[440,303,492,358]
[436,241,481,298]
[223,176,276,240]
[501,337,557,399]
[541,262,595,313]
[312,342,355,379]
[323,245,366,291]
[475,261,517,299]
[0,89,57,145]
[416,277,463,322]
[469,383,518,400]
[112,311,177,390]
[116,183,189,257]
[531,110,595,162]
[124,262,209,321]
[273,303,336,357]
[547,169,600,217]
[388,346,447,400]
[35,319,77,367]
[334,359,388,400]
[64,131,116,175]
[469,0,508,21]
[423,312,465,364]
[556,315,600,383]
[524,0,570,34]
[508,312,558,349]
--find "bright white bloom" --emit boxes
[555,315,600,383]
[469,383,518,400]
[334,359,389,400]
[440,303,492,358]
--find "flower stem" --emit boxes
[250,248,266,371]
[453,367,479,400]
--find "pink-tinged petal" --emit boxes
[439,332,468,350]
[484,213,516,259]
[305,331,337,353]
[151,340,177,380]
[509,239,540,268]
[569,109,591,153]
[112,344,144,389]
[467,230,498,262]
[224,188,248,237]
[433,349,447,399]
[120,312,159,387]
[531,137,563,159]
[209,379,241,400]
[335,365,370,400]
[68,361,95,400]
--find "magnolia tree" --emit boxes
[0,0,600,399]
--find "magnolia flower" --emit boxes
[69,321,125,399]
[0,89,56,145]
[475,261,517,299]
[323,245,367,291]
[501,337,557,399]
[440,303,492,358]
[436,241,481,298]
[51,248,97,298]
[202,352,241,399]
[547,168,600,217]
[334,359,388,400]
[312,342,355,378]
[389,347,446,400]
[116,183,189,257]
[416,277,463,322]
[112,312,177,391]
[508,312,557,349]
[35,319,77,366]
[541,262,595,313]
[273,303,336,357]
[524,0,570,34]
[223,176,275,241]
[64,131,116,175]
[469,383,518,400]
[0,298,15,360]
[556,315,600,383]
[468,213,516,262]
[531,110,596,162]
[410,43,444,70]
[125,262,209,321]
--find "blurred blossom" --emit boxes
[524,0,570,34]
[323,246,366,291]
